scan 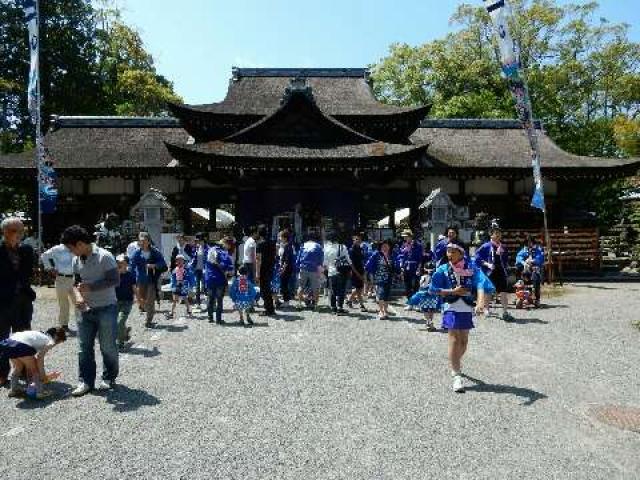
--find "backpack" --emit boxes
[335,245,352,276]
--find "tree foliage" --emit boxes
[371,0,640,158]
[0,0,182,153]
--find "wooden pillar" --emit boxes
[388,203,396,238]
[358,191,368,233]
[207,202,218,232]
[30,176,39,239]
[408,179,420,234]
[182,179,192,234]
[458,178,466,199]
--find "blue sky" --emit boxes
[117,0,640,105]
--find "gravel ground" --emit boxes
[1,283,639,480]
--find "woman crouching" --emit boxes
[429,243,494,392]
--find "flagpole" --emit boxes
[483,0,552,263]
[527,124,552,259]
[35,0,43,253]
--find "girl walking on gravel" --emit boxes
[230,266,259,327]
[365,240,395,320]
[430,243,494,392]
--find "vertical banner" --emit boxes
[484,0,546,212]
[40,143,58,214]
[23,0,57,216]
[23,0,39,119]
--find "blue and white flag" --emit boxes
[39,143,58,214]
[484,0,546,212]
[484,0,519,78]
[23,0,39,120]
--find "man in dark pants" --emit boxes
[0,217,36,386]
[256,225,277,317]
[278,229,295,307]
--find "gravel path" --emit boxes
[1,283,639,479]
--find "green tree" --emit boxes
[94,13,182,116]
[613,117,640,156]
[371,0,640,158]
[0,0,182,152]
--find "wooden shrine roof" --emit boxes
[182,68,426,117]
[47,117,188,169]
[1,117,638,179]
[166,141,426,164]
[412,119,640,173]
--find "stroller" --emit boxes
[514,279,535,309]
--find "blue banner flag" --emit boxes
[39,143,58,214]
[484,0,546,212]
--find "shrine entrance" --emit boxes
[236,189,358,241]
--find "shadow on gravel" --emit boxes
[279,314,305,322]
[506,317,549,325]
[572,284,619,291]
[351,313,376,321]
[151,324,188,333]
[124,345,161,357]
[64,328,78,338]
[221,321,270,328]
[536,304,569,310]
[406,317,428,325]
[462,375,547,406]
[14,382,74,409]
[98,384,161,412]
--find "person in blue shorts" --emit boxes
[430,243,494,392]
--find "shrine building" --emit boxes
[1,67,638,243]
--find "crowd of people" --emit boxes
[0,216,547,397]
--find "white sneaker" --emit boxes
[71,382,92,397]
[404,305,414,311]
[96,380,115,391]
[452,374,465,393]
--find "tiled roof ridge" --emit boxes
[50,116,181,130]
[232,67,369,79]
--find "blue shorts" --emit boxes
[442,311,474,330]
[0,339,37,359]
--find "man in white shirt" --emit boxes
[242,227,259,283]
[323,233,352,315]
[41,243,75,330]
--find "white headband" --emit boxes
[446,243,465,254]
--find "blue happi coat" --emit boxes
[429,260,495,308]
[515,245,544,268]
[170,266,196,296]
[229,275,258,310]
[475,241,509,276]
[204,246,234,288]
[397,240,424,276]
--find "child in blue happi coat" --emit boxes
[430,243,495,393]
[169,254,195,319]
[407,262,441,331]
[230,265,259,327]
